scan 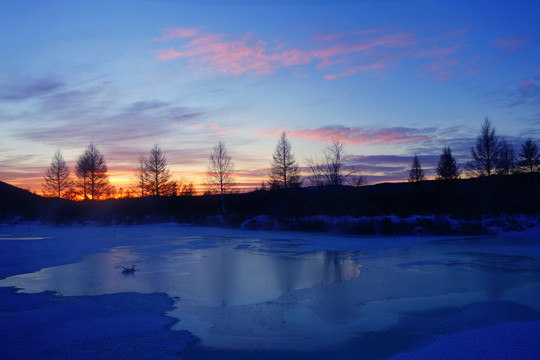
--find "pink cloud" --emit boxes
[492,36,530,52]
[187,33,225,46]
[205,123,239,136]
[155,48,184,61]
[374,32,417,48]
[313,28,386,42]
[417,45,461,58]
[287,125,432,145]
[156,33,302,75]
[153,27,199,41]
[324,60,389,80]
[510,76,540,107]
[408,28,469,81]
[255,127,287,139]
[308,43,373,69]
[423,58,460,81]
[519,80,535,88]
[415,43,463,81]
[153,26,466,80]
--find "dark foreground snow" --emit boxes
[0,288,192,360]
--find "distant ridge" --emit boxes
[0,180,41,199]
[0,181,46,218]
[1,174,539,225]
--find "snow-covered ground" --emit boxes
[238,213,540,235]
[1,222,539,359]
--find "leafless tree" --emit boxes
[306,138,359,189]
[408,154,425,182]
[144,144,173,196]
[353,174,367,187]
[518,138,540,173]
[131,154,148,197]
[42,149,73,198]
[269,131,301,189]
[497,138,516,175]
[180,181,196,196]
[207,141,235,214]
[467,118,501,177]
[163,178,183,196]
[75,143,110,200]
[106,185,117,199]
[76,155,89,200]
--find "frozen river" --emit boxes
[1,224,540,359]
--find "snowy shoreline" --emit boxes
[236,213,540,235]
[3,212,540,238]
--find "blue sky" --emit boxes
[1,0,539,193]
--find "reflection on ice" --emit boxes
[0,236,53,241]
[1,233,540,352]
[0,242,362,308]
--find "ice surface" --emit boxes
[1,222,540,358]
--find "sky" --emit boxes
[1,0,539,194]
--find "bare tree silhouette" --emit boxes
[131,155,148,197]
[467,118,501,177]
[306,138,359,189]
[207,141,235,214]
[164,178,184,196]
[42,149,73,198]
[436,146,460,180]
[408,154,425,182]
[269,131,301,189]
[497,138,516,175]
[518,138,540,173]
[75,143,110,200]
[145,145,173,196]
[180,181,196,196]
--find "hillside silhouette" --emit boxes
[2,174,539,230]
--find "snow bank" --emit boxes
[0,288,193,360]
[238,214,540,236]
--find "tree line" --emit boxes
[407,118,540,183]
[42,118,540,207]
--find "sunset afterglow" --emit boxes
[1,0,539,194]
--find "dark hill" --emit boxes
[0,181,78,222]
[0,181,46,219]
[1,173,539,224]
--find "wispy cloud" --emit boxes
[0,77,64,101]
[0,73,237,190]
[154,31,310,75]
[190,123,240,137]
[350,154,451,183]
[285,125,434,145]
[153,26,465,80]
[324,60,389,80]
[509,75,540,108]
[313,28,387,42]
[413,29,467,81]
[153,26,200,41]
[348,154,423,183]
[17,98,212,146]
[492,36,531,52]
[1,75,214,149]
